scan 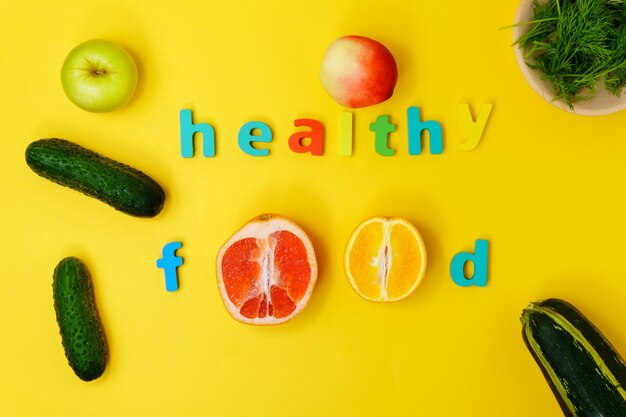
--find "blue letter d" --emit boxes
[450,239,489,287]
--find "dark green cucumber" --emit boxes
[521,298,626,416]
[26,138,165,217]
[53,257,107,381]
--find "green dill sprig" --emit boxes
[513,0,626,108]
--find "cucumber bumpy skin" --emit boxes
[26,138,165,217]
[53,257,107,381]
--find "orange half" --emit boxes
[344,217,427,302]
[216,214,318,325]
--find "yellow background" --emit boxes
[2,0,626,415]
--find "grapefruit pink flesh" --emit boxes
[221,230,311,319]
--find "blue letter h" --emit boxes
[407,106,443,155]
[180,109,215,158]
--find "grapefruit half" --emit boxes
[216,214,318,325]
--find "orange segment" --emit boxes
[347,221,385,300]
[345,217,427,302]
[387,222,426,299]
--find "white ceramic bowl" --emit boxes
[513,0,626,116]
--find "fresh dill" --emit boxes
[514,0,626,108]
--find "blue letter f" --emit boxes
[156,241,184,292]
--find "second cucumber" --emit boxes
[53,257,107,381]
[26,138,165,217]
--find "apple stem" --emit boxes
[83,58,109,77]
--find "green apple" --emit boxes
[61,39,138,112]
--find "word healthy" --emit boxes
[178,103,493,157]
[156,239,490,292]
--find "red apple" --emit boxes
[319,35,398,108]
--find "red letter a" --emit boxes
[288,119,324,156]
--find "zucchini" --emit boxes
[53,257,107,381]
[26,138,165,217]
[521,298,626,416]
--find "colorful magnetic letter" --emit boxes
[238,121,272,156]
[156,241,184,292]
[339,111,354,156]
[407,106,443,155]
[450,239,489,287]
[179,109,216,158]
[370,115,397,156]
[456,103,493,151]
[288,119,324,155]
